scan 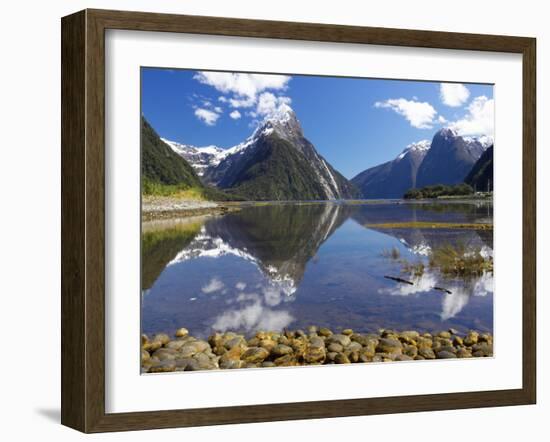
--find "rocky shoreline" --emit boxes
[141,196,239,221]
[141,327,493,373]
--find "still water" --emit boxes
[141,201,493,338]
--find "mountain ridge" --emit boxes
[352,128,492,199]
[164,105,359,200]
[415,128,487,188]
[351,140,430,199]
[141,116,203,189]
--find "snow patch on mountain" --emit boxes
[161,108,290,176]
[464,134,494,150]
[396,139,431,160]
[162,135,257,176]
[161,104,355,199]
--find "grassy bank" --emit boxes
[383,241,493,279]
[143,178,243,202]
[366,221,493,230]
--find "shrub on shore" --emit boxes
[404,183,474,199]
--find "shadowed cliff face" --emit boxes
[351,140,430,199]
[415,128,486,188]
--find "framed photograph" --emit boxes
[61,9,536,433]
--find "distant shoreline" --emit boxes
[141,195,493,221]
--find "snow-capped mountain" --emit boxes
[351,139,431,199]
[464,134,494,150]
[395,139,431,160]
[162,107,296,180]
[161,136,258,178]
[163,104,359,200]
[415,128,488,188]
[160,140,225,176]
[352,128,492,198]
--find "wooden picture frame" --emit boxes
[61,8,536,433]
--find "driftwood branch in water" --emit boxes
[433,286,453,294]
[384,275,414,285]
[384,275,453,294]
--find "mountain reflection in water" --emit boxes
[141,201,493,338]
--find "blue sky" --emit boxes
[141,68,493,179]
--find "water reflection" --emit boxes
[141,202,494,337]
[212,287,295,333]
[379,268,493,320]
[367,212,494,321]
[163,203,347,296]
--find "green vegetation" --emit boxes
[381,247,401,260]
[141,117,243,201]
[366,221,493,230]
[403,183,474,200]
[141,117,203,188]
[429,243,493,277]
[401,260,426,278]
[381,247,425,278]
[382,242,493,279]
[226,134,360,201]
[228,135,329,200]
[142,177,243,201]
[142,221,203,289]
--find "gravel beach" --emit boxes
[141,327,493,373]
[141,196,237,220]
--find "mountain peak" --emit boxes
[437,128,492,150]
[268,103,295,123]
[437,127,459,139]
[255,104,303,140]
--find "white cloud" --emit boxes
[218,96,228,103]
[256,92,278,115]
[228,96,256,108]
[449,95,494,136]
[194,108,220,126]
[193,72,290,108]
[235,282,246,290]
[201,277,224,293]
[254,92,292,117]
[440,83,470,107]
[229,110,242,120]
[375,98,438,129]
[214,106,222,113]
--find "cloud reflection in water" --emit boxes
[212,283,295,333]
